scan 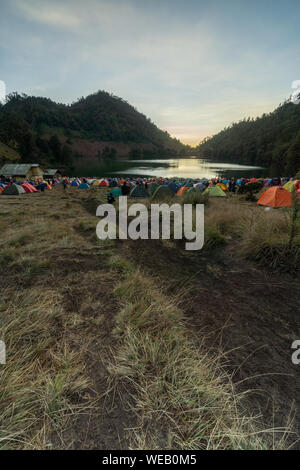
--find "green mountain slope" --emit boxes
[0,140,20,166]
[197,98,300,175]
[0,91,189,169]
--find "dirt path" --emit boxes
[187,262,300,446]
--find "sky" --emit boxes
[0,0,300,145]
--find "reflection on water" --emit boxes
[112,157,264,179]
[73,156,266,178]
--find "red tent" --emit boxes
[250,178,260,183]
[22,183,38,193]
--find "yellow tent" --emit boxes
[283,180,299,192]
[216,183,228,191]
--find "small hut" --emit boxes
[44,169,61,179]
[0,164,44,182]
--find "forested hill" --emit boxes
[0,91,189,168]
[196,98,300,176]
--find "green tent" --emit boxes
[151,185,175,200]
[130,185,149,198]
[203,186,226,197]
[2,184,26,195]
[109,187,122,197]
[147,182,159,194]
[283,180,298,193]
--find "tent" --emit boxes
[193,183,206,192]
[71,180,80,186]
[147,182,158,194]
[176,186,189,196]
[92,180,101,186]
[257,186,291,208]
[40,180,52,190]
[185,187,204,196]
[249,178,260,183]
[22,183,38,193]
[99,179,109,187]
[109,187,122,197]
[130,185,150,198]
[283,180,300,192]
[78,182,90,189]
[151,185,174,200]
[203,186,226,197]
[216,183,227,191]
[168,181,180,194]
[2,183,26,195]
[35,182,47,191]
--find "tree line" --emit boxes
[0,91,190,168]
[197,97,300,176]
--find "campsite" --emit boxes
[1,0,300,457]
[1,173,300,450]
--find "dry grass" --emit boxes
[0,288,90,449]
[203,197,300,271]
[109,270,275,450]
[0,192,104,449]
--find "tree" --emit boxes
[60,145,72,165]
[286,131,300,176]
[48,135,61,161]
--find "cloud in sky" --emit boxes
[1,0,300,145]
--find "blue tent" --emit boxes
[78,182,90,189]
[35,183,47,190]
[168,181,180,193]
[193,183,206,192]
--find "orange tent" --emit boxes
[257,186,291,208]
[250,178,260,183]
[176,186,189,196]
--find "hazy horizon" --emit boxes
[1,0,299,145]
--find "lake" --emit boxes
[89,156,266,179]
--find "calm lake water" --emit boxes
[94,156,265,179]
